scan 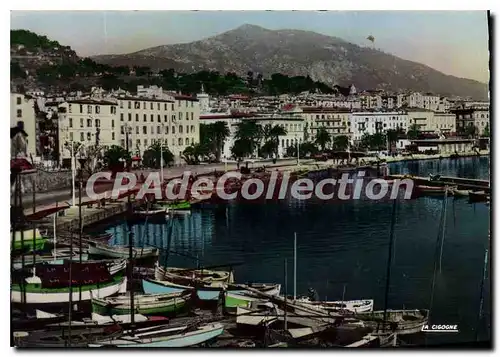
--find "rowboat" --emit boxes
[91,290,192,316]
[142,279,280,302]
[225,284,282,309]
[89,322,224,347]
[88,241,159,259]
[469,190,488,203]
[13,250,89,270]
[294,299,374,314]
[11,228,47,251]
[154,264,234,284]
[451,188,470,197]
[350,309,429,335]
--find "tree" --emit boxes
[182,144,207,164]
[315,127,331,151]
[332,135,349,151]
[103,145,130,170]
[407,124,420,140]
[212,121,230,161]
[142,142,174,169]
[370,133,386,151]
[299,141,319,158]
[234,120,263,157]
[231,138,253,161]
[259,140,276,159]
[464,124,478,139]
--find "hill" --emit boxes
[92,24,488,100]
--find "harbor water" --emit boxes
[91,156,490,345]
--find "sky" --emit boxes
[10,11,490,83]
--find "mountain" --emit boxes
[92,24,488,100]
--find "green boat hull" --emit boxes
[92,297,189,316]
[225,294,255,308]
[160,201,191,210]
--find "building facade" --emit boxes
[350,111,409,141]
[11,93,37,158]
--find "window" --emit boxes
[135,101,140,109]
[136,127,139,134]
[111,120,114,128]
[172,114,176,121]
[151,114,154,122]
[157,103,160,110]
[95,105,100,114]
[172,126,176,134]
[165,126,169,135]
[157,126,161,134]
[144,139,148,146]
[143,126,147,134]
[151,126,154,134]
[136,114,139,121]
[111,106,116,114]
[112,132,115,140]
[179,125,183,134]
[87,119,92,127]
[120,113,124,121]
[80,132,84,141]
[16,109,22,118]
[137,139,140,147]
[80,118,84,128]
[191,138,195,145]
[128,101,131,109]
[68,104,72,113]
[87,105,92,114]
[179,138,183,146]
[158,115,161,123]
[190,125,195,133]
[179,112,183,120]
[143,102,146,109]
[150,103,153,110]
[87,132,91,141]
[121,126,124,134]
[128,113,132,121]
[16,97,21,105]
[164,103,167,110]
[69,118,73,128]
[143,114,147,122]
[69,132,73,141]
[164,115,168,122]
[172,104,174,111]
[119,101,123,109]
[80,104,83,113]
[186,125,189,134]
[95,119,100,128]
[186,112,189,120]
[191,112,194,120]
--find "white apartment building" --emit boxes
[407,109,455,134]
[359,93,383,109]
[11,93,37,158]
[433,113,456,133]
[57,99,118,161]
[299,107,351,140]
[350,111,409,141]
[115,94,200,161]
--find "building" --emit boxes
[11,93,37,158]
[299,107,351,141]
[451,103,490,136]
[411,138,476,154]
[350,111,409,141]
[57,99,118,162]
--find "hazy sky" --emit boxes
[11,11,490,83]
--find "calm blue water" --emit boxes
[93,156,491,345]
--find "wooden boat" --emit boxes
[13,250,89,270]
[11,260,127,304]
[225,284,282,309]
[91,290,192,316]
[469,190,488,203]
[143,279,280,302]
[158,200,191,211]
[416,185,455,196]
[451,188,470,197]
[350,309,429,335]
[294,299,374,314]
[11,228,47,251]
[88,241,159,259]
[133,206,166,217]
[89,322,224,347]
[154,264,234,284]
[14,324,123,347]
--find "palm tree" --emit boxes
[234,120,263,157]
[332,135,349,151]
[315,127,331,151]
[212,121,230,161]
[268,124,287,157]
[142,142,174,169]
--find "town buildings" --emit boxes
[350,111,409,141]
[10,93,37,158]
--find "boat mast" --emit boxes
[126,156,135,335]
[381,199,398,333]
[293,232,297,301]
[78,158,83,304]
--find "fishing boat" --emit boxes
[158,200,191,211]
[225,284,282,309]
[350,309,429,335]
[469,190,488,203]
[91,290,192,316]
[11,228,47,251]
[133,206,166,217]
[88,241,159,259]
[14,324,123,347]
[294,299,374,314]
[13,249,89,269]
[143,279,280,302]
[11,260,127,304]
[451,188,470,197]
[89,322,224,347]
[154,264,234,284]
[416,185,455,196]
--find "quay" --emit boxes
[388,174,490,192]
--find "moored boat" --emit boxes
[469,190,488,203]
[350,309,429,335]
[88,241,159,259]
[91,290,192,316]
[89,322,224,347]
[295,299,374,314]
